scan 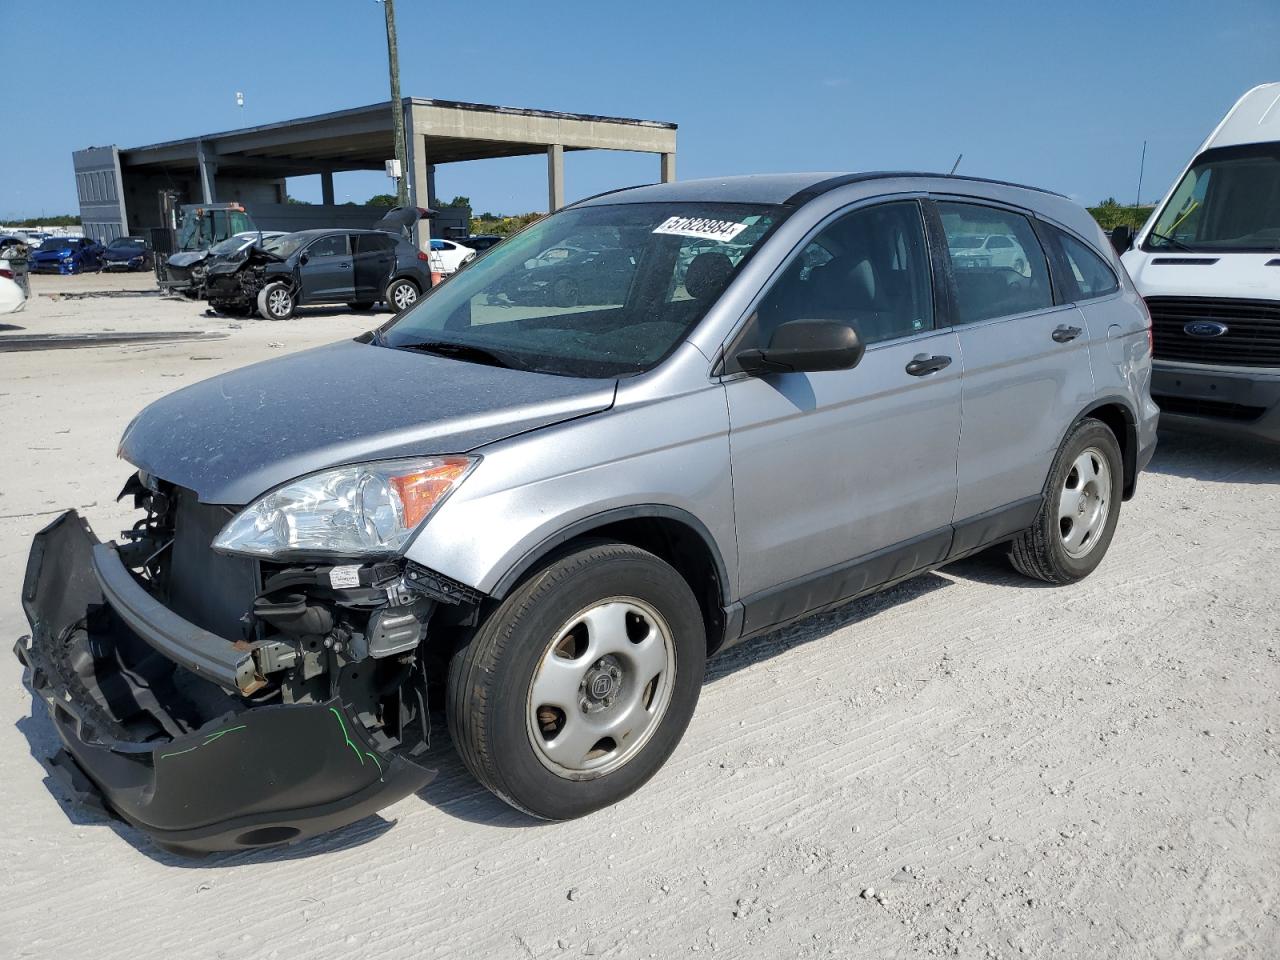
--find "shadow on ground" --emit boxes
[1146,429,1280,485]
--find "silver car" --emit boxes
[16,173,1158,854]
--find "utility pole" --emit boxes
[383,0,409,206]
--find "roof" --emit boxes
[579,171,1066,206]
[1204,82,1280,150]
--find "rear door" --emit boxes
[353,232,395,302]
[931,198,1095,527]
[725,199,963,634]
[298,233,353,303]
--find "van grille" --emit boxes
[1146,296,1280,367]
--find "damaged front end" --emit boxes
[14,476,476,855]
[204,247,283,314]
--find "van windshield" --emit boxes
[378,201,784,378]
[1147,143,1280,252]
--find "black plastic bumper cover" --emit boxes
[15,511,434,855]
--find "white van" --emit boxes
[1117,82,1280,441]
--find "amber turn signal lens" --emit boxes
[389,458,473,528]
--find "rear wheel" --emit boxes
[1009,418,1122,583]
[256,282,295,321]
[386,277,419,313]
[447,541,705,819]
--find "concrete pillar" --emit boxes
[320,171,335,206]
[547,144,565,211]
[196,140,217,203]
[406,132,432,251]
[660,152,676,183]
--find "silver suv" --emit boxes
[16,173,1158,854]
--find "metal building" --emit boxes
[72,98,678,246]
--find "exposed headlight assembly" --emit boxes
[213,457,476,559]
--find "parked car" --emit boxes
[100,236,153,272]
[28,236,104,274]
[0,263,25,314]
[1114,82,1280,442]
[461,234,503,252]
[203,208,432,319]
[491,246,637,306]
[15,172,1156,854]
[947,233,1031,274]
[157,203,259,294]
[429,237,476,275]
[0,235,30,259]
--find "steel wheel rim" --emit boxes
[526,597,677,781]
[269,289,291,316]
[393,283,416,309]
[1058,445,1111,559]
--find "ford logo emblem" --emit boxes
[1183,320,1229,338]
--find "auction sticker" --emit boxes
[329,565,362,589]
[653,216,749,243]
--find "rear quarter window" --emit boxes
[1046,226,1120,301]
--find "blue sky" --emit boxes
[3,0,1278,219]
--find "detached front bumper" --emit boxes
[14,511,434,855]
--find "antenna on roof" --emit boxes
[1134,140,1147,208]
[949,153,963,175]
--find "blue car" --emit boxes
[29,236,105,274]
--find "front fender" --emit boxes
[402,382,738,603]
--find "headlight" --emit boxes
[212,456,476,558]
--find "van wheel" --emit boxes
[256,282,295,321]
[386,278,419,312]
[447,541,705,820]
[1009,418,1123,584]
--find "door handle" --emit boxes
[905,354,952,377]
[339,262,351,269]
[1052,324,1083,343]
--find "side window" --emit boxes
[749,201,933,348]
[307,234,348,259]
[1051,227,1120,300]
[937,202,1053,323]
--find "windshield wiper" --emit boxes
[1147,229,1192,251]
[394,339,516,369]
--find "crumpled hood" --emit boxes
[120,338,617,504]
[166,250,210,268]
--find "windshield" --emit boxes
[379,201,783,378]
[38,238,69,251]
[108,238,145,251]
[1147,143,1280,252]
[261,233,309,259]
[176,208,255,251]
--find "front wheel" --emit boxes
[256,282,295,321]
[1009,418,1123,583]
[447,541,705,820]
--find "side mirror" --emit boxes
[299,253,310,265]
[736,319,865,375]
[1109,225,1135,255]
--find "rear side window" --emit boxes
[936,202,1053,323]
[1048,227,1120,301]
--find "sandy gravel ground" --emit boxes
[1,275,1277,959]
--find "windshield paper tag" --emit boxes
[329,565,362,589]
[653,216,749,243]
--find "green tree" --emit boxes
[286,196,312,205]
[444,195,471,209]
[367,193,398,207]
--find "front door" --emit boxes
[932,199,1096,522]
[725,200,962,634]
[298,233,354,303]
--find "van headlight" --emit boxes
[212,457,476,558]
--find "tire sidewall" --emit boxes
[462,548,705,820]
[386,278,419,312]
[257,282,294,321]
[1041,420,1123,579]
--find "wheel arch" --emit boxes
[488,505,733,656]
[1073,396,1139,500]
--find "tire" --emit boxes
[347,301,375,311]
[386,277,419,313]
[447,541,705,820]
[1009,418,1123,584]
[552,277,579,307]
[256,282,295,321]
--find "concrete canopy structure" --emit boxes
[73,98,678,246]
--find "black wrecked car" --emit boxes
[204,207,435,320]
